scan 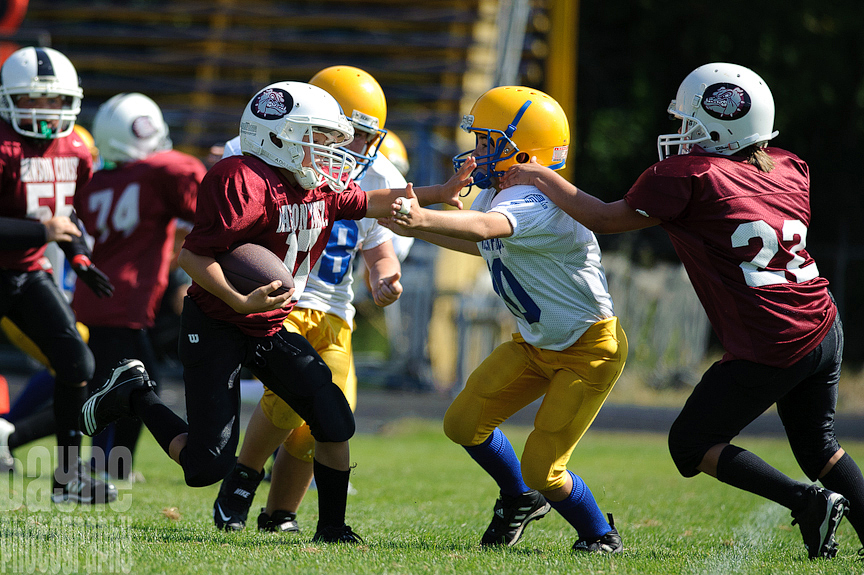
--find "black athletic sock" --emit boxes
[108,417,145,479]
[8,405,55,449]
[313,459,350,529]
[53,384,86,475]
[820,452,864,544]
[716,445,809,511]
[130,388,187,455]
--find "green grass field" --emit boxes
[3,419,864,575]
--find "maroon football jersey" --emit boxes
[625,147,835,368]
[182,155,368,337]
[0,121,93,271]
[72,150,205,329]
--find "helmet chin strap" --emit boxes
[293,166,322,190]
[472,169,493,189]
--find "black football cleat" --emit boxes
[258,509,300,533]
[312,524,363,544]
[480,489,551,547]
[51,459,118,504]
[792,485,848,559]
[80,359,153,436]
[213,463,264,531]
[573,513,623,554]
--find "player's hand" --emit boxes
[500,156,546,189]
[70,255,115,298]
[372,272,402,307]
[389,193,428,230]
[44,216,82,243]
[233,281,293,314]
[438,156,476,208]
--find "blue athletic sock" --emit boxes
[463,427,529,496]
[549,470,611,539]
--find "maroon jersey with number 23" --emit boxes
[625,147,835,368]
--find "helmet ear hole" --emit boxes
[709,131,720,142]
[516,152,530,164]
[269,133,283,148]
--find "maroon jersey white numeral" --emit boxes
[72,150,206,329]
[182,155,368,337]
[0,121,93,271]
[625,147,835,367]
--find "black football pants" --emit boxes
[669,313,843,479]
[176,297,354,487]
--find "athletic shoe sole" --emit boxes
[80,359,147,436]
[815,492,848,559]
[505,501,551,547]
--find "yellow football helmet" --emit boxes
[309,65,387,179]
[454,86,569,189]
[73,123,100,164]
[378,130,409,177]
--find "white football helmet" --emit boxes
[657,62,779,161]
[0,46,82,139]
[239,81,356,191]
[91,92,172,164]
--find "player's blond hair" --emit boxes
[739,143,775,173]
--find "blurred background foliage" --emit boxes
[572,0,863,362]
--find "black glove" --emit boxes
[70,254,115,298]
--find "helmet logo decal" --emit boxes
[131,115,159,139]
[251,88,293,120]
[701,83,751,120]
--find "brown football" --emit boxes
[215,243,294,296]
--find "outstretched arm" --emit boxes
[390,198,512,242]
[377,190,511,256]
[0,215,81,249]
[363,157,476,218]
[377,217,482,256]
[501,158,660,233]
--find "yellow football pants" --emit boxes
[443,316,627,492]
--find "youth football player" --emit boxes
[73,92,206,480]
[212,66,408,533]
[81,80,473,542]
[382,85,627,553]
[0,46,115,503]
[502,63,864,560]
